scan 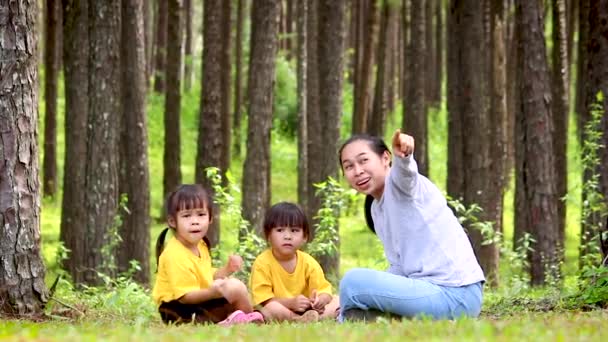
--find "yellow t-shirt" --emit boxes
[152,236,216,305]
[249,249,332,306]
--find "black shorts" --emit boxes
[158,298,235,325]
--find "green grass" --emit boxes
[15,64,604,340]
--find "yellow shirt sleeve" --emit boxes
[305,254,332,296]
[250,256,275,306]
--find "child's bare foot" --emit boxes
[294,310,319,323]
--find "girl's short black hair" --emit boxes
[263,202,311,241]
[155,184,214,269]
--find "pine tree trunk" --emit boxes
[434,0,443,104]
[297,0,309,213]
[184,0,194,90]
[352,0,378,134]
[154,0,168,92]
[447,0,464,200]
[118,0,151,285]
[0,0,48,315]
[220,0,232,178]
[163,0,183,218]
[551,0,569,257]
[233,0,245,158]
[516,0,560,285]
[306,0,321,221]
[425,0,436,107]
[43,0,60,197]
[242,0,280,234]
[404,0,428,176]
[83,0,121,285]
[144,0,152,88]
[60,0,89,283]
[315,0,346,277]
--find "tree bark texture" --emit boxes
[220,0,232,178]
[197,0,223,246]
[60,0,89,283]
[551,0,569,255]
[184,0,194,90]
[0,0,48,315]
[43,0,60,197]
[233,0,245,158]
[447,0,464,200]
[242,0,280,234]
[118,0,151,285]
[82,0,121,285]
[404,0,428,176]
[153,0,167,92]
[296,0,308,212]
[315,0,346,277]
[515,0,560,285]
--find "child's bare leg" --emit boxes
[261,301,298,322]
[219,278,254,313]
[320,296,340,319]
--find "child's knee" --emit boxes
[220,278,248,299]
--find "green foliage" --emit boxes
[99,194,129,274]
[272,56,298,138]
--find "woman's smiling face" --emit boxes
[340,139,391,199]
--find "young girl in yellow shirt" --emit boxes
[249,202,339,322]
[152,184,264,325]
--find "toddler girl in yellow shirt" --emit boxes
[152,184,264,325]
[249,202,339,322]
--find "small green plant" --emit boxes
[99,194,129,276]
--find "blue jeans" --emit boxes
[339,268,483,321]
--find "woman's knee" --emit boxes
[340,268,375,294]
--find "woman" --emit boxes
[338,130,485,321]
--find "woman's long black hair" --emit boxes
[339,134,391,235]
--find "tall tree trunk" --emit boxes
[369,0,395,137]
[144,0,152,88]
[581,0,608,265]
[0,0,48,315]
[551,0,569,257]
[447,0,464,200]
[404,0,428,176]
[425,0,436,107]
[184,0,194,90]
[61,0,89,283]
[83,0,121,285]
[457,0,500,286]
[163,0,183,224]
[488,0,508,282]
[43,0,60,197]
[434,0,443,104]
[154,0,167,93]
[305,0,321,221]
[315,0,346,277]
[352,0,378,134]
[566,0,577,71]
[575,0,589,127]
[118,0,151,285]
[402,0,411,112]
[285,0,294,59]
[196,0,223,247]
[233,0,245,158]
[220,0,232,178]
[515,0,560,285]
[297,0,309,212]
[241,0,280,234]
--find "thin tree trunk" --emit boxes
[196,0,223,247]
[297,0,309,212]
[220,0,232,178]
[551,0,569,257]
[434,0,443,104]
[144,0,152,88]
[43,0,60,197]
[352,0,379,134]
[154,0,168,93]
[404,0,428,176]
[242,0,280,234]
[0,0,48,315]
[306,0,321,221]
[315,0,346,277]
[184,0,194,90]
[118,0,151,285]
[447,0,464,200]
[163,0,183,206]
[425,0,436,107]
[233,0,245,158]
[61,0,89,283]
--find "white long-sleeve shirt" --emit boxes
[371,154,485,286]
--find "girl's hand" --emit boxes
[310,290,329,313]
[290,295,312,313]
[210,279,226,298]
[392,129,415,158]
[226,255,243,273]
